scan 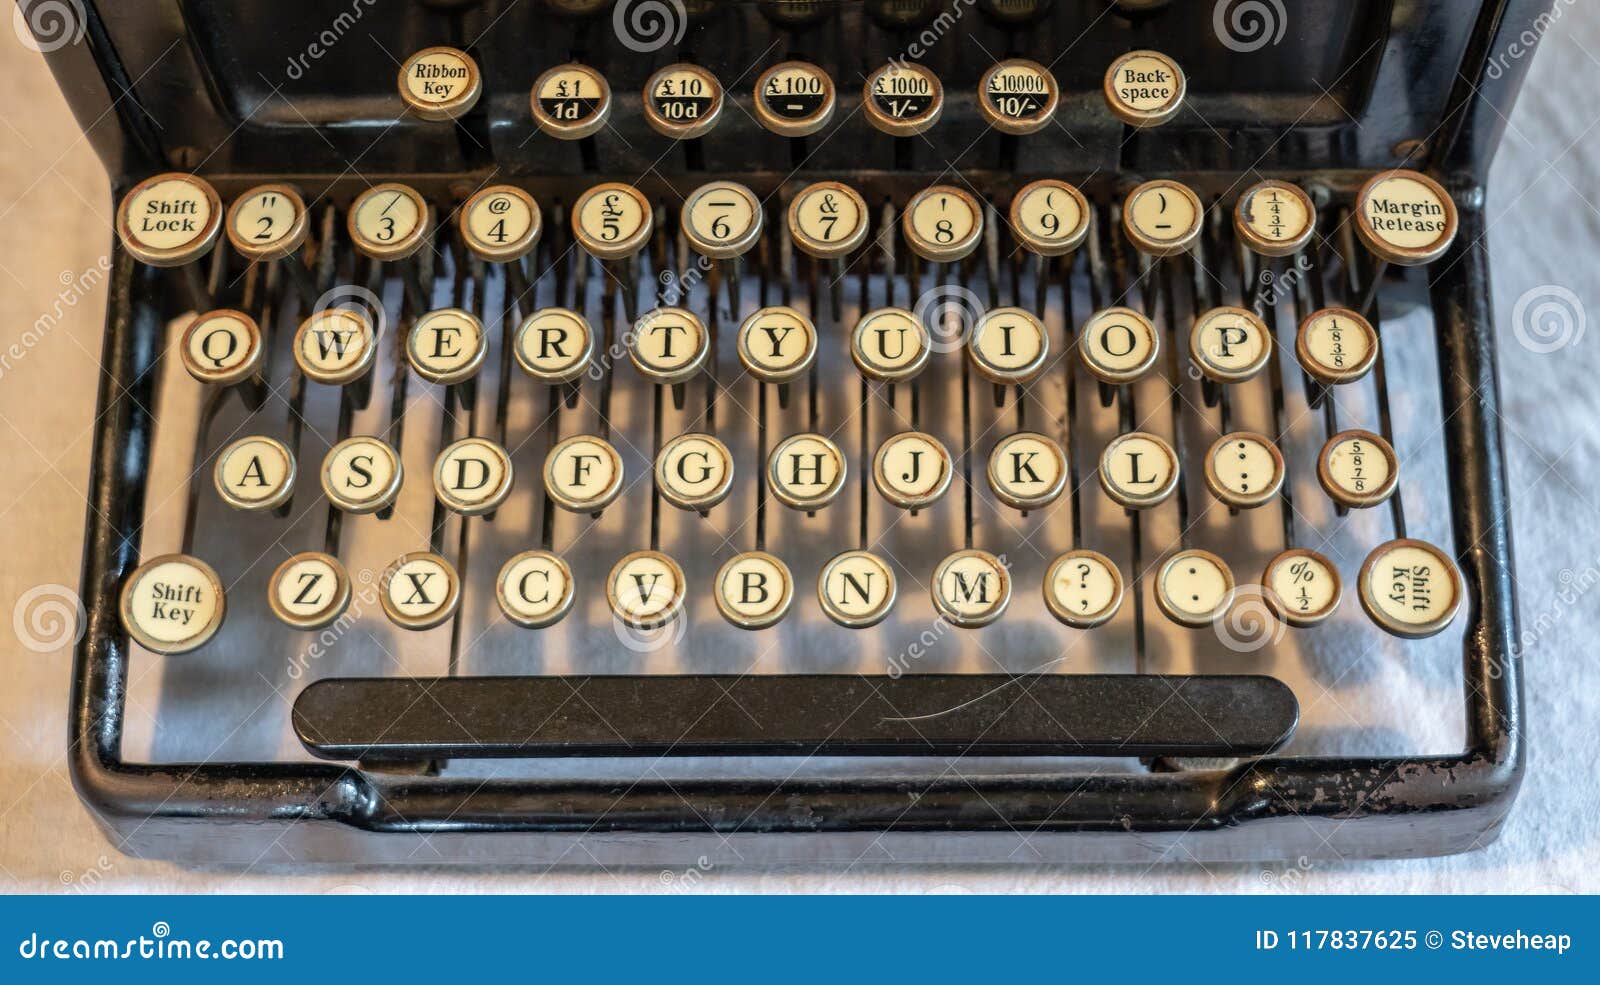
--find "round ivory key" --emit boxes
[970,307,1048,385]
[321,436,403,514]
[1123,179,1204,256]
[1080,306,1160,385]
[1044,550,1125,629]
[1318,429,1399,509]
[295,307,376,385]
[644,63,724,140]
[682,181,762,259]
[1354,169,1458,266]
[769,433,847,510]
[754,61,836,137]
[630,307,709,384]
[1234,180,1316,257]
[398,46,481,120]
[1009,179,1091,256]
[1099,431,1179,510]
[737,306,817,384]
[656,432,734,512]
[226,184,308,261]
[408,308,485,385]
[863,60,944,137]
[348,183,430,261]
[381,552,461,630]
[531,63,612,140]
[1103,49,1186,128]
[572,182,653,260]
[116,172,222,267]
[458,185,541,262]
[608,550,687,629]
[119,553,226,654]
[268,552,351,630]
[988,432,1067,510]
[715,551,794,630]
[182,310,262,386]
[545,434,624,513]
[433,436,514,516]
[902,184,984,263]
[978,59,1058,135]
[1359,538,1464,639]
[1156,549,1236,627]
[516,308,594,384]
[1190,305,1273,384]
[818,550,898,628]
[214,435,296,512]
[874,431,953,510]
[1297,307,1378,386]
[788,181,869,259]
[852,307,930,381]
[1262,548,1342,628]
[497,550,576,629]
[1203,431,1285,510]
[932,549,1012,628]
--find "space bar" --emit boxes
[293,674,1298,761]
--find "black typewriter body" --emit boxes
[42,0,1534,864]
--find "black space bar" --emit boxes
[293,674,1298,761]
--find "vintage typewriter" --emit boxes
[40,0,1533,864]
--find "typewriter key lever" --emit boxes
[1103,49,1186,128]
[1352,169,1459,315]
[119,554,227,655]
[116,172,222,306]
[226,183,318,305]
[397,47,481,121]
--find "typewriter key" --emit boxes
[531,63,612,140]
[1189,306,1272,384]
[268,552,351,631]
[760,0,833,27]
[515,308,594,384]
[903,185,984,263]
[932,549,1012,628]
[1297,307,1378,386]
[1358,538,1464,639]
[458,185,541,262]
[874,431,952,510]
[116,172,222,268]
[1262,548,1342,628]
[644,63,724,140]
[607,550,687,629]
[788,181,869,259]
[544,434,624,513]
[1102,49,1186,128]
[737,306,817,384]
[1123,179,1204,257]
[1203,431,1285,510]
[497,550,576,629]
[715,551,794,630]
[1354,169,1458,266]
[1156,549,1236,627]
[754,61,836,138]
[630,307,709,384]
[1009,179,1090,257]
[119,554,226,654]
[1044,550,1125,629]
[818,550,898,629]
[1079,306,1160,385]
[321,436,403,514]
[408,308,486,385]
[181,310,262,386]
[969,307,1048,385]
[226,184,308,262]
[863,61,944,137]
[348,183,430,262]
[852,307,930,382]
[682,181,763,259]
[987,432,1067,510]
[977,59,1058,136]
[572,182,653,260]
[433,437,514,516]
[397,46,480,121]
[295,307,376,385]
[1234,180,1316,258]
[656,433,734,512]
[1317,429,1398,509]
[213,435,296,512]
[380,552,461,631]
[1099,431,1179,510]
[769,433,847,510]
